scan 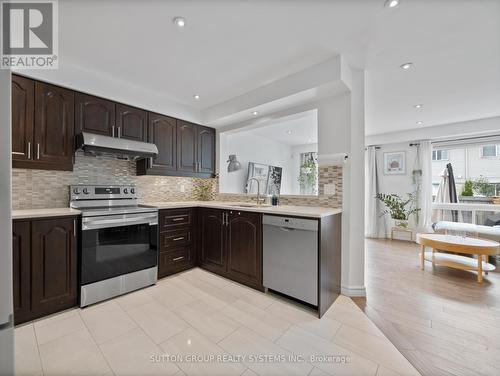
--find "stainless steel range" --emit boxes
[70,185,158,307]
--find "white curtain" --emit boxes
[418,141,433,232]
[365,146,380,237]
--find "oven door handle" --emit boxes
[82,215,158,230]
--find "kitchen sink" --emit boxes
[228,203,271,208]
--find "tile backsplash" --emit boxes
[12,153,342,209]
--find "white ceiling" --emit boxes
[241,110,318,147]
[34,0,500,135]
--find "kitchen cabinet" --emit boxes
[158,209,195,278]
[75,93,115,136]
[34,82,75,170]
[11,75,34,163]
[137,113,177,175]
[199,208,263,290]
[12,76,74,171]
[75,95,147,142]
[226,211,262,288]
[12,216,78,325]
[12,221,31,324]
[197,125,216,174]
[199,208,227,275]
[116,104,147,142]
[177,120,198,174]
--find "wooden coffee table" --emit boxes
[416,233,500,283]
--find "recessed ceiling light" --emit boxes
[287,130,292,135]
[384,0,400,8]
[414,104,423,109]
[193,94,200,100]
[416,121,423,125]
[173,17,186,28]
[252,111,259,116]
[400,62,413,70]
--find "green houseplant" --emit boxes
[298,159,318,194]
[461,180,473,196]
[472,176,495,197]
[375,193,420,228]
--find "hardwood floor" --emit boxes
[356,239,500,376]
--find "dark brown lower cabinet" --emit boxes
[12,216,78,325]
[158,209,196,278]
[199,208,263,290]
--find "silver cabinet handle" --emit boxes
[27,142,31,159]
[73,219,77,237]
[36,143,40,159]
[173,256,184,261]
[112,125,115,137]
[172,217,184,222]
[149,157,153,168]
[118,127,121,138]
[173,237,184,241]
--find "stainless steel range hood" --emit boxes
[76,132,158,161]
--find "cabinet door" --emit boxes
[75,93,115,136]
[177,120,197,173]
[31,218,77,316]
[197,125,215,174]
[11,75,34,163]
[12,221,31,324]
[148,113,176,171]
[226,211,262,288]
[116,104,147,142]
[199,208,226,274]
[34,82,74,170]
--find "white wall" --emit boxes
[0,69,14,375]
[219,132,294,194]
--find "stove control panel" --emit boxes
[70,185,138,201]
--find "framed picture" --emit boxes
[383,152,406,175]
[245,162,270,194]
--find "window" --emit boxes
[480,144,500,158]
[432,149,449,161]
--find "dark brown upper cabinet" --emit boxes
[116,104,147,142]
[11,75,34,163]
[197,126,216,174]
[75,93,115,136]
[34,82,75,170]
[177,120,198,173]
[137,113,177,175]
[12,76,74,171]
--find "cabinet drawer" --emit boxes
[160,228,192,250]
[160,209,192,230]
[158,247,193,278]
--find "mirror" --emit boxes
[219,109,318,196]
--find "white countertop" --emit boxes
[141,201,342,218]
[12,208,81,220]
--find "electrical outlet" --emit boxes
[179,184,185,193]
[324,183,336,196]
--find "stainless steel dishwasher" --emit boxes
[263,215,318,305]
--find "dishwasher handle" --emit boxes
[280,227,296,232]
[263,215,318,232]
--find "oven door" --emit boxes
[81,212,158,285]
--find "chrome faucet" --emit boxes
[248,177,266,205]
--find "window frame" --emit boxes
[480,144,500,158]
[432,149,449,161]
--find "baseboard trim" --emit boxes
[341,285,367,297]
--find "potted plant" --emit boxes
[375,193,420,228]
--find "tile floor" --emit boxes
[15,268,419,376]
